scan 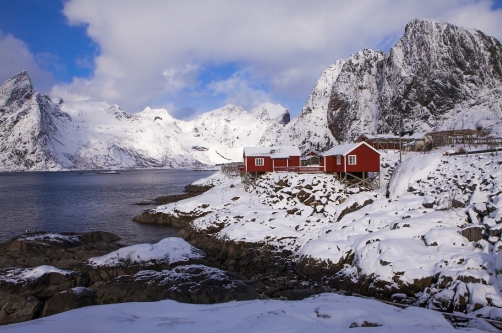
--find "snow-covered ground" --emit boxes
[0,293,490,333]
[154,149,502,316]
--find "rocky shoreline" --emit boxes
[0,231,258,325]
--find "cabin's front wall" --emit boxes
[324,155,337,172]
[245,156,273,172]
[289,156,301,167]
[345,144,380,172]
[273,158,288,169]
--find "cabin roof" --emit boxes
[244,146,301,158]
[360,133,425,140]
[323,141,380,156]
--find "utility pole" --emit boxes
[398,109,402,163]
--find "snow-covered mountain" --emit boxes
[0,72,289,171]
[281,18,502,149]
[2,19,502,170]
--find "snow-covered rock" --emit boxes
[87,237,205,267]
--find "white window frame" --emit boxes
[255,158,264,166]
[336,156,341,165]
[348,155,356,165]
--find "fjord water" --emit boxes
[0,169,215,245]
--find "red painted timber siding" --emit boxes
[345,144,380,172]
[325,156,336,172]
[273,158,288,168]
[324,144,380,173]
[245,156,273,172]
[289,156,300,167]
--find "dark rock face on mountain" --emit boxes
[290,19,502,147]
[376,19,502,136]
[0,71,70,171]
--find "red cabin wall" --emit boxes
[245,156,273,172]
[345,144,380,172]
[324,144,380,173]
[273,158,288,168]
[325,156,337,172]
[289,156,300,167]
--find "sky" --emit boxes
[1,0,502,119]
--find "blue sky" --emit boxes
[1,0,502,119]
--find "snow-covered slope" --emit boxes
[156,150,502,315]
[0,293,480,333]
[286,18,502,149]
[0,73,289,171]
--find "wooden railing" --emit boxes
[237,165,324,173]
[273,166,324,173]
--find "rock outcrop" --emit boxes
[0,232,258,325]
[282,18,502,150]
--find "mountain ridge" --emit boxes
[2,18,502,171]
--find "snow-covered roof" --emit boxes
[244,146,300,158]
[360,133,425,140]
[323,141,380,156]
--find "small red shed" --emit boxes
[243,146,301,173]
[323,141,380,174]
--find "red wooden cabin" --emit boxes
[243,146,301,173]
[323,141,380,174]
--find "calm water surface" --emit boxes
[0,169,215,245]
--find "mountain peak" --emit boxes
[0,71,35,107]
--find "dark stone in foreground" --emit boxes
[0,231,123,270]
[42,287,97,317]
[96,265,258,305]
[0,230,265,326]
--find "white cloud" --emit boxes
[56,0,502,116]
[206,70,273,110]
[0,31,54,91]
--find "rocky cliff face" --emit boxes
[376,18,502,136]
[0,71,70,171]
[289,18,502,148]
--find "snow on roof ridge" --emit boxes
[323,141,380,156]
[244,146,301,158]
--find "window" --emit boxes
[348,155,356,165]
[336,156,341,165]
[255,158,264,166]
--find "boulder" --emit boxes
[95,265,258,305]
[42,287,97,317]
[461,226,485,242]
[0,295,43,325]
[0,231,123,270]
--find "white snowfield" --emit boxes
[0,293,488,333]
[156,149,502,316]
[87,237,205,267]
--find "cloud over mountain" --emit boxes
[52,0,502,116]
